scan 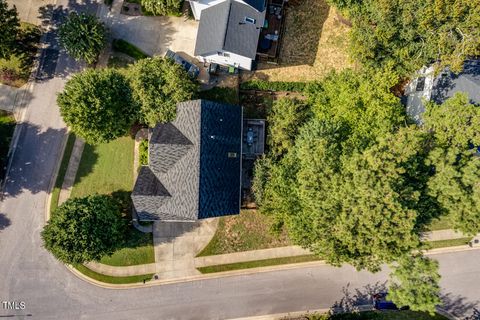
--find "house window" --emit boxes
[217,52,230,58]
[416,77,426,91]
[245,17,256,24]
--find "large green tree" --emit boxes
[58,12,107,64]
[328,0,480,75]
[424,93,480,235]
[267,98,310,158]
[388,254,441,314]
[141,0,182,16]
[128,56,197,127]
[42,195,126,264]
[0,0,20,59]
[57,68,136,144]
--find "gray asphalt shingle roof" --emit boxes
[132,100,242,221]
[194,0,265,59]
[432,60,480,105]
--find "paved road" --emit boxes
[1,1,479,319]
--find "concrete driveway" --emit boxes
[98,1,198,57]
[153,218,218,279]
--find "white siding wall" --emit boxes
[199,51,253,70]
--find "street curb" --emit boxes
[66,260,329,290]
[65,244,480,290]
[225,308,330,320]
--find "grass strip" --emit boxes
[197,255,321,274]
[0,111,15,180]
[112,39,149,60]
[74,264,154,284]
[427,237,471,249]
[50,133,76,214]
[323,310,448,320]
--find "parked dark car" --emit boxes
[165,49,200,79]
[373,292,409,311]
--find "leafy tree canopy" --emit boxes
[424,93,480,235]
[127,56,197,127]
[388,254,441,315]
[42,195,126,264]
[58,12,107,64]
[328,0,480,75]
[305,68,405,153]
[141,0,183,16]
[0,0,20,59]
[57,68,136,144]
[267,98,310,158]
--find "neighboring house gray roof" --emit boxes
[194,0,265,59]
[431,60,480,105]
[132,100,242,221]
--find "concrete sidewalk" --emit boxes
[57,137,85,205]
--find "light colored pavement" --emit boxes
[57,137,84,205]
[98,0,198,57]
[422,229,476,241]
[8,0,56,25]
[85,261,156,276]
[195,246,310,268]
[0,84,21,112]
[153,218,218,278]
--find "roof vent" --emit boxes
[228,152,238,158]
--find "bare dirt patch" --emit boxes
[253,1,356,82]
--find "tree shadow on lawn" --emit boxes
[70,142,99,190]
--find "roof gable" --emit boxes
[194,0,265,59]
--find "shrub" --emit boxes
[58,12,107,64]
[240,80,307,92]
[139,139,148,166]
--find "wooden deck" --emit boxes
[257,0,286,60]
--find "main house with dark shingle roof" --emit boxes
[132,100,243,221]
[189,0,266,70]
[404,60,480,124]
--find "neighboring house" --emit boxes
[132,100,243,221]
[404,60,480,124]
[190,0,267,70]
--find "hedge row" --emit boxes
[240,80,307,92]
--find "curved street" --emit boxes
[0,0,479,319]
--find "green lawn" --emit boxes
[427,237,471,249]
[0,111,15,180]
[198,87,239,105]
[197,210,292,257]
[69,135,153,267]
[74,264,154,284]
[71,136,134,198]
[197,255,321,274]
[112,39,149,60]
[427,214,453,231]
[0,23,41,87]
[50,133,76,213]
[305,310,448,320]
[100,227,154,266]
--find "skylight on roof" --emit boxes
[245,17,256,24]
